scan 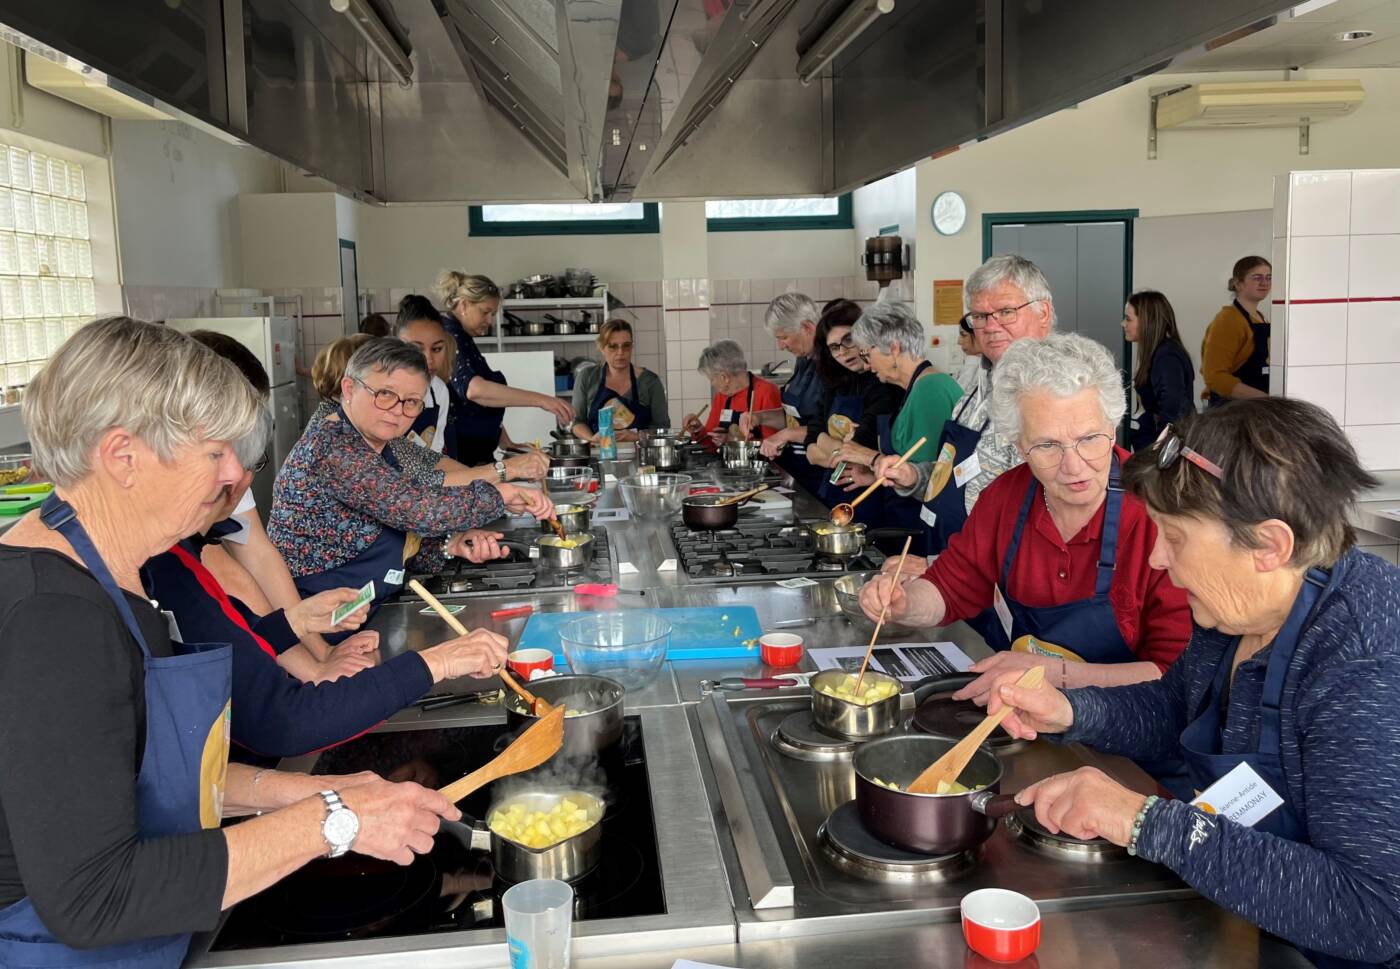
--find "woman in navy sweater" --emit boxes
[989,398,1400,969]
[1123,290,1196,450]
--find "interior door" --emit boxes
[339,240,358,335]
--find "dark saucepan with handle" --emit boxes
[853,734,1018,855]
[680,490,763,529]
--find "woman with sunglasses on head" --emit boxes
[1123,290,1196,450]
[860,333,1191,714]
[1201,256,1272,407]
[569,319,670,443]
[268,339,554,628]
[985,398,1400,969]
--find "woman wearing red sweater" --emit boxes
[681,339,782,448]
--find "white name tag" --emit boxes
[528,546,540,559]
[952,452,982,488]
[383,568,404,586]
[1261,366,1271,376]
[782,403,801,419]
[920,505,937,528]
[1191,762,1284,827]
[992,584,1014,640]
[161,610,184,643]
[719,409,734,424]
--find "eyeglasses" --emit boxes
[250,451,270,474]
[605,342,633,352]
[1154,425,1224,480]
[826,334,856,353]
[966,300,1043,329]
[354,377,425,417]
[1024,433,1114,469]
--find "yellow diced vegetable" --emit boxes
[816,674,899,706]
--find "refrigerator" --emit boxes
[165,317,301,519]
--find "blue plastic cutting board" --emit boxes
[518,606,764,665]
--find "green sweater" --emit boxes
[892,369,963,456]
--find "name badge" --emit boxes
[992,584,1014,641]
[782,403,801,420]
[384,568,405,586]
[919,505,937,528]
[161,610,184,643]
[1261,366,1271,376]
[719,409,734,424]
[1191,762,1284,827]
[952,452,982,488]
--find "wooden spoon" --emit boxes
[545,517,568,541]
[854,535,912,692]
[408,579,552,714]
[906,665,1046,794]
[714,483,770,506]
[831,435,927,526]
[436,705,564,802]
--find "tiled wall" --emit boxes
[1273,169,1400,472]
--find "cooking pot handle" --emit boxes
[969,790,1020,819]
[910,672,979,705]
[439,817,492,853]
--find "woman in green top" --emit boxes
[838,300,963,473]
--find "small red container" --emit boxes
[759,633,804,668]
[961,889,1041,963]
[506,648,554,680]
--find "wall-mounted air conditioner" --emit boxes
[1156,80,1364,129]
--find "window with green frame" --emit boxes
[468,202,659,236]
[705,194,852,232]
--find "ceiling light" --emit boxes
[1333,30,1375,42]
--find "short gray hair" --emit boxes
[23,317,264,487]
[852,300,926,358]
[233,406,274,471]
[697,339,748,378]
[989,332,1126,443]
[764,292,817,336]
[345,337,430,386]
[966,254,1057,328]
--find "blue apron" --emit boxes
[1178,566,1367,969]
[920,386,985,556]
[774,356,826,495]
[0,496,233,969]
[587,365,653,433]
[1208,300,1270,407]
[409,379,459,461]
[444,314,507,464]
[868,362,936,549]
[293,422,410,642]
[817,390,868,510]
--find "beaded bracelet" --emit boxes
[1126,794,1160,856]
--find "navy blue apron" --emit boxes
[409,378,458,461]
[1178,566,1367,969]
[294,414,410,642]
[867,362,936,550]
[1208,300,1270,407]
[817,390,868,510]
[587,365,653,433]
[0,496,233,968]
[921,386,986,556]
[444,315,508,464]
[773,357,826,495]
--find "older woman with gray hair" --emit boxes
[0,318,464,965]
[269,338,553,626]
[682,339,783,447]
[739,294,829,491]
[989,398,1400,968]
[874,254,1057,561]
[861,333,1191,702]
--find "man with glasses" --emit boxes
[861,334,1190,734]
[875,254,1057,560]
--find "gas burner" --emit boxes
[911,697,1027,753]
[773,712,859,761]
[819,802,978,884]
[814,558,849,572]
[1006,809,1127,863]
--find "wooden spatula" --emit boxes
[436,705,564,802]
[408,578,552,714]
[906,665,1047,794]
[714,483,770,506]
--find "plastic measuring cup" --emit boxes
[503,878,574,968]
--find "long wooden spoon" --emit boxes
[831,435,927,526]
[714,483,770,506]
[408,579,552,714]
[906,665,1046,794]
[436,706,564,802]
[854,535,912,692]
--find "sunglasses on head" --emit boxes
[1154,425,1224,480]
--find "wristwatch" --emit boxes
[319,790,359,858]
[494,460,507,482]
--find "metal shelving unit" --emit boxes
[490,290,609,350]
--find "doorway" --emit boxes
[339,239,359,335]
[983,209,1137,439]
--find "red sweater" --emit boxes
[923,453,1190,671]
[698,373,782,443]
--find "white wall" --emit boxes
[1133,209,1272,402]
[239,193,342,290]
[853,168,917,254]
[707,228,854,280]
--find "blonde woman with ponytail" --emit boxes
[433,270,574,466]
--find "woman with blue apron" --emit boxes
[773,356,826,496]
[817,390,873,515]
[872,360,936,551]
[1207,300,1270,408]
[919,386,987,556]
[408,376,458,460]
[0,495,232,968]
[587,364,652,437]
[294,408,412,642]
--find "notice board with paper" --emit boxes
[933,279,965,325]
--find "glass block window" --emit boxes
[0,143,94,390]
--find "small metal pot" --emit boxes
[523,274,553,299]
[721,439,761,464]
[637,439,681,471]
[550,438,592,459]
[724,457,768,474]
[853,734,1017,855]
[807,521,867,558]
[535,532,594,569]
[454,789,605,883]
[810,668,902,739]
[638,427,681,445]
[556,320,576,335]
[551,455,591,470]
[504,673,625,757]
[524,320,550,336]
[540,503,591,535]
